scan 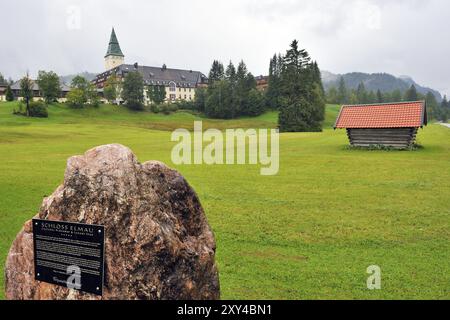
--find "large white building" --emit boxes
[93,28,208,104]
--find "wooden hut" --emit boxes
[334,101,427,148]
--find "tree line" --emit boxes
[194,40,326,132]
[192,60,265,119]
[326,77,449,121]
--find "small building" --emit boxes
[10,81,71,103]
[334,101,428,149]
[0,84,7,102]
[255,75,269,92]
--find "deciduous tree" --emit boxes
[37,71,61,104]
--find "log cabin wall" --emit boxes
[347,128,419,149]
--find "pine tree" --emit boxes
[425,92,438,119]
[235,60,249,116]
[278,40,324,132]
[367,91,376,104]
[5,84,14,101]
[376,89,384,103]
[326,87,338,104]
[311,61,324,96]
[356,82,368,104]
[404,85,418,101]
[390,89,402,102]
[337,76,347,104]
[0,73,6,85]
[208,60,224,85]
[438,96,449,122]
[225,61,236,83]
[266,54,282,109]
[122,71,144,110]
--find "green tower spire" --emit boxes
[105,28,124,58]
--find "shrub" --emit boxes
[28,101,48,118]
[150,103,160,113]
[67,88,86,108]
[176,100,195,111]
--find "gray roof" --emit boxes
[11,80,71,92]
[95,64,207,87]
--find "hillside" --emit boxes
[0,102,341,131]
[0,101,449,299]
[322,71,442,101]
[60,72,98,84]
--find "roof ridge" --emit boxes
[342,100,425,108]
[121,64,203,74]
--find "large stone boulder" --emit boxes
[5,144,220,300]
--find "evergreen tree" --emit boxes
[36,71,60,104]
[367,91,376,104]
[425,92,438,119]
[5,84,14,101]
[225,61,236,83]
[390,89,402,102]
[404,85,418,101]
[235,60,252,116]
[224,61,237,112]
[266,54,282,109]
[205,80,234,119]
[246,88,265,116]
[376,89,384,103]
[278,40,324,132]
[438,96,449,122]
[326,87,338,104]
[193,87,207,112]
[208,60,224,85]
[0,73,6,85]
[122,71,144,110]
[337,76,348,104]
[349,90,358,104]
[311,61,324,96]
[281,40,311,99]
[356,82,368,104]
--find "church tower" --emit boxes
[104,28,124,70]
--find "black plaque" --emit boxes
[32,219,105,296]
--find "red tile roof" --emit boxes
[334,101,427,129]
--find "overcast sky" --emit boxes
[1,0,449,96]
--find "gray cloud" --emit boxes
[0,0,448,96]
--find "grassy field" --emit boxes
[0,101,449,299]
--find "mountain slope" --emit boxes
[322,71,442,102]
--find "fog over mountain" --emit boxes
[322,71,443,101]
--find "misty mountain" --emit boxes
[60,72,98,85]
[321,71,442,102]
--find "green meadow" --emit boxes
[0,101,449,299]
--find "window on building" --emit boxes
[169,82,176,92]
[170,94,176,101]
